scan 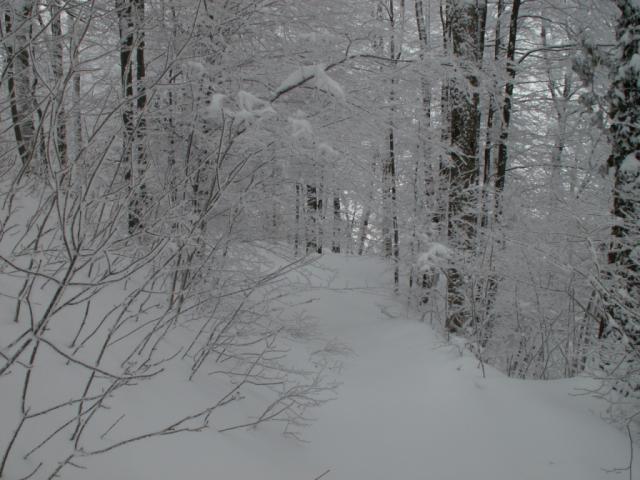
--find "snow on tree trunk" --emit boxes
[604,0,640,350]
[443,0,486,331]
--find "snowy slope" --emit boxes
[294,255,635,480]
[3,253,636,480]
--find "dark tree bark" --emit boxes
[415,0,433,186]
[117,0,147,233]
[443,0,487,331]
[357,207,370,256]
[2,3,37,172]
[306,184,322,254]
[332,195,341,253]
[446,0,485,244]
[295,182,301,255]
[134,0,147,226]
[494,0,521,216]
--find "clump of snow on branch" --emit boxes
[620,152,640,174]
[205,93,227,119]
[318,142,339,156]
[184,60,206,77]
[418,243,451,270]
[289,116,313,139]
[276,65,317,94]
[276,64,345,101]
[232,91,276,121]
[314,66,345,101]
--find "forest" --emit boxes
[0,0,639,478]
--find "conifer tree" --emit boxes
[604,0,640,349]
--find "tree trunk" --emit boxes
[357,208,370,256]
[494,0,521,217]
[332,195,341,253]
[443,0,486,331]
[604,0,640,349]
[295,182,301,256]
[70,6,84,163]
[481,0,504,228]
[133,0,148,229]
[49,1,68,178]
[413,0,434,299]
[416,0,433,206]
[117,0,147,233]
[541,22,573,206]
[306,184,322,254]
[2,3,37,173]
[382,0,401,290]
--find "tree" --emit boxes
[116,0,147,233]
[599,0,640,392]
[441,0,487,331]
[493,0,520,215]
[1,1,40,175]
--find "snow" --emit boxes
[277,65,318,94]
[232,91,276,121]
[184,60,206,77]
[289,116,313,139]
[276,65,345,101]
[314,67,345,101]
[299,32,319,42]
[205,93,226,119]
[418,242,451,269]
[297,32,338,43]
[318,142,339,156]
[2,253,637,479]
[620,152,640,174]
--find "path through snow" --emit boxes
[67,254,637,480]
[294,255,634,480]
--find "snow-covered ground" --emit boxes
[2,253,636,479]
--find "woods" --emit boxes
[0,0,638,478]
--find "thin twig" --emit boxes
[313,469,331,480]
